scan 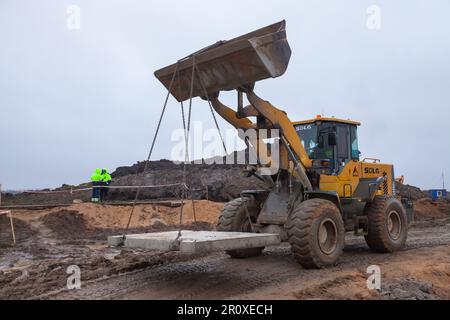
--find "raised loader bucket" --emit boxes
[154,20,291,102]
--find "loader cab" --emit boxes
[294,116,361,174]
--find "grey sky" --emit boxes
[1,0,449,190]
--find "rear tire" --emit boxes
[217,197,263,258]
[285,198,345,269]
[364,196,408,253]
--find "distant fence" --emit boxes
[0,182,210,208]
[20,183,188,194]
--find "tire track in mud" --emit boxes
[46,223,450,300]
[50,250,300,300]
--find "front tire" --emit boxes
[364,196,408,253]
[217,197,263,258]
[285,198,345,269]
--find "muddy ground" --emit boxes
[0,200,449,300]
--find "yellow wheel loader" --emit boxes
[154,20,414,269]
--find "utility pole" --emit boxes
[443,172,446,190]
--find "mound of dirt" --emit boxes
[29,201,221,241]
[395,182,428,200]
[1,152,267,206]
[0,214,36,248]
[107,158,266,203]
[59,201,223,230]
[2,189,91,206]
[293,272,376,300]
[381,277,439,300]
[413,198,449,220]
[40,210,88,239]
[0,214,35,247]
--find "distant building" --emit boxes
[428,189,447,201]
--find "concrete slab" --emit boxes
[108,231,281,254]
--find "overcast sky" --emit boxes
[1,0,449,190]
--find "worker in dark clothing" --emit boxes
[90,168,102,202]
[100,168,112,203]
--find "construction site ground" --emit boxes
[0,199,449,300]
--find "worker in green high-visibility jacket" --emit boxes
[90,168,102,202]
[100,168,112,203]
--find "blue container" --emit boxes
[429,189,447,201]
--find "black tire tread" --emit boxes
[217,197,263,258]
[364,196,407,253]
[285,198,344,269]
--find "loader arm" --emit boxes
[210,91,313,191]
[210,93,312,169]
[210,98,255,131]
[245,91,312,169]
[210,98,274,171]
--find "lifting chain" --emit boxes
[122,62,180,241]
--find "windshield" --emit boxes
[295,123,318,157]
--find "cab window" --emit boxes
[336,126,349,161]
[350,126,359,159]
[295,124,318,158]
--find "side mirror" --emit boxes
[328,132,337,146]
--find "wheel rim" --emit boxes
[387,210,402,240]
[318,218,338,255]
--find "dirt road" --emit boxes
[45,221,450,300]
[1,202,449,300]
